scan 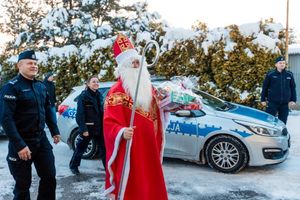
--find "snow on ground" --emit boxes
[0,111,300,200]
[165,111,300,200]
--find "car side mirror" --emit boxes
[174,110,192,117]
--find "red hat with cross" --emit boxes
[113,33,139,65]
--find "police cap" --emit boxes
[18,50,38,62]
[275,56,285,64]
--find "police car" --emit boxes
[57,81,290,173]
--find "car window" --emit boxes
[192,89,234,111]
[73,88,80,102]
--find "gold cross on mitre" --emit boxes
[117,34,134,51]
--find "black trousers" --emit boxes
[266,102,289,124]
[69,132,106,170]
[7,132,56,200]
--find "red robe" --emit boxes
[103,79,168,200]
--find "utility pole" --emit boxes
[285,0,289,65]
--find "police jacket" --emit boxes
[261,69,297,103]
[76,87,104,136]
[0,74,60,151]
[43,79,56,106]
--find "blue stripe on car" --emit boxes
[228,105,275,123]
[198,124,222,137]
[166,121,197,136]
[62,108,77,119]
[166,121,252,138]
[230,129,252,138]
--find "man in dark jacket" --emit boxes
[0,50,60,200]
[43,72,57,123]
[69,75,106,175]
[261,56,297,124]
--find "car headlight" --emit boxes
[247,126,281,137]
[234,120,281,137]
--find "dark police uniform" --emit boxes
[43,72,57,124]
[261,68,297,124]
[69,87,106,173]
[0,73,60,200]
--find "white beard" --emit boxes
[115,56,153,111]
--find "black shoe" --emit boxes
[70,168,80,175]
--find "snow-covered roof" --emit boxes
[289,44,300,55]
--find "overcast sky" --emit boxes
[123,0,300,35]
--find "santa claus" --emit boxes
[103,34,168,200]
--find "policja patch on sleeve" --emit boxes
[4,95,16,100]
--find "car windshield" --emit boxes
[192,89,234,111]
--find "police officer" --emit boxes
[43,71,57,124]
[261,56,297,124]
[0,50,61,200]
[69,75,106,175]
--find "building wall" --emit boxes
[288,54,300,103]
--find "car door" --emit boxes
[164,112,199,157]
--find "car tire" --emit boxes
[70,130,98,159]
[205,135,248,173]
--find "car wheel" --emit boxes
[205,135,248,173]
[70,130,98,159]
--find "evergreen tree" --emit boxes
[1,0,31,53]
[0,0,30,39]
[0,0,46,53]
[0,55,18,88]
[288,28,297,44]
[40,7,97,46]
[0,0,286,108]
[44,0,60,8]
[79,0,123,26]
[155,22,285,107]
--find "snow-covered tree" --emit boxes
[44,0,60,8]
[40,7,98,46]
[0,0,45,52]
[79,0,123,26]
[155,21,285,107]
[11,0,164,50]
[0,1,287,108]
